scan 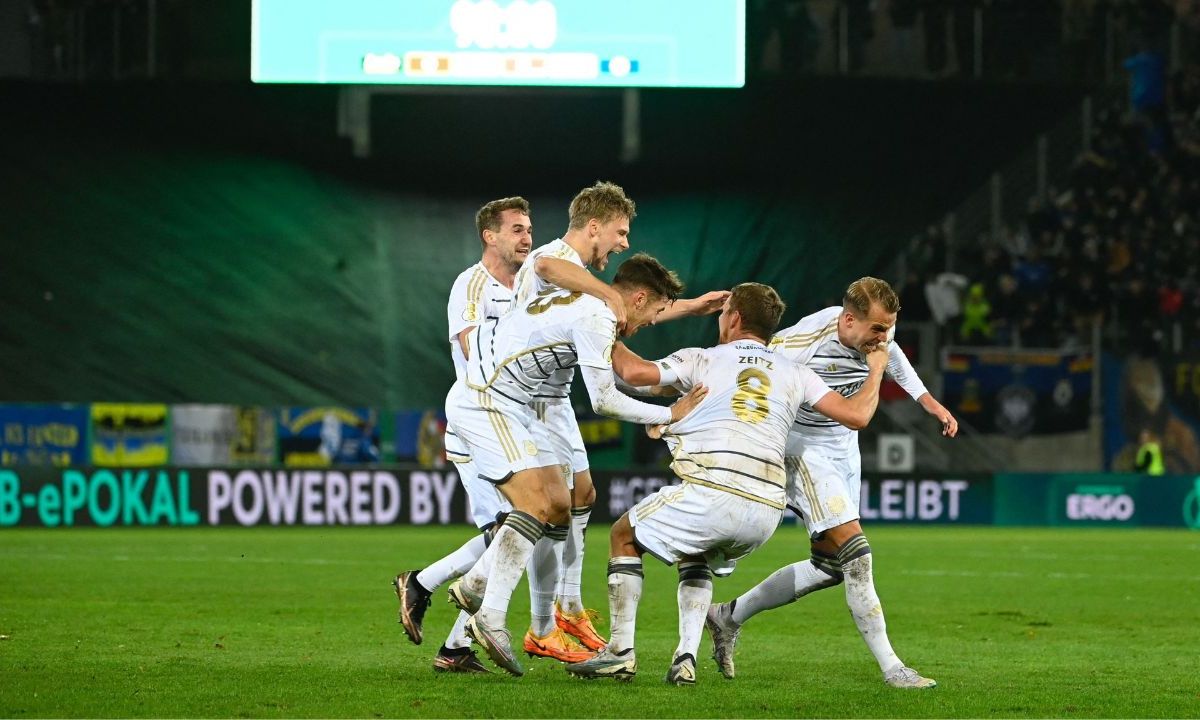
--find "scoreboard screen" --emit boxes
[251,0,746,88]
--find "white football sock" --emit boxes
[674,561,713,660]
[731,559,840,625]
[606,556,643,652]
[527,527,566,636]
[443,610,471,650]
[557,505,591,614]
[840,536,903,673]
[416,533,487,591]
[478,511,543,626]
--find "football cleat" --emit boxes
[554,603,607,651]
[394,570,431,645]
[523,627,596,663]
[432,645,491,674]
[883,665,938,689]
[565,646,637,682]
[665,653,697,686]
[705,601,740,679]
[446,578,483,615]
[465,614,523,676]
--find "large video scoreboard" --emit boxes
[252,0,745,88]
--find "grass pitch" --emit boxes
[1,524,1198,718]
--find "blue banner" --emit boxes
[393,409,448,466]
[942,348,1092,436]
[278,407,381,466]
[0,405,89,467]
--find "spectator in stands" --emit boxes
[1158,278,1184,318]
[1017,295,1057,347]
[1013,246,1052,294]
[1135,429,1166,475]
[989,273,1021,346]
[1113,356,1200,473]
[898,270,933,322]
[1124,36,1172,152]
[924,271,968,326]
[959,283,993,344]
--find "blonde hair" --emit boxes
[730,283,787,342]
[843,276,900,317]
[567,181,636,230]
[475,196,530,247]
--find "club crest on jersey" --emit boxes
[826,495,848,516]
[462,302,479,322]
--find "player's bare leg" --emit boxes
[556,469,606,650]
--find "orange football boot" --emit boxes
[554,602,607,652]
[523,627,596,663]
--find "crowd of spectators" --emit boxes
[747,0,1193,81]
[900,59,1200,354]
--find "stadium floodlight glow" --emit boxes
[251,0,746,88]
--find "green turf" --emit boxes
[1,524,1198,718]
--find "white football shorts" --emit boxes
[445,382,562,484]
[629,481,782,576]
[784,432,862,538]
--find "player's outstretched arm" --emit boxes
[884,339,954,435]
[579,365,706,425]
[535,256,627,331]
[612,343,696,396]
[811,347,888,430]
[918,393,959,437]
[656,290,731,323]
[611,342,661,386]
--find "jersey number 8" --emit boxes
[731,368,771,423]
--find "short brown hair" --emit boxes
[730,283,787,342]
[568,181,636,230]
[475,196,531,247]
[843,276,900,317]
[612,253,683,301]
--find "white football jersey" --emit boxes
[769,306,929,438]
[466,287,616,406]
[658,340,833,508]
[447,263,514,382]
[508,239,586,402]
[511,238,584,308]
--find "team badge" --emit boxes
[827,495,847,516]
